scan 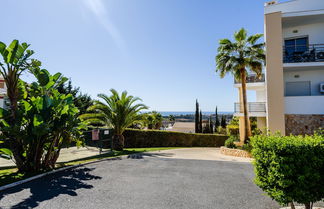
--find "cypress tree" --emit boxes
[195,99,199,133]
[215,106,220,132]
[199,110,203,133]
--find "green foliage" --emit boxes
[241,142,252,153]
[168,115,175,122]
[220,115,227,128]
[142,111,163,129]
[80,89,148,151]
[0,69,85,172]
[57,80,93,115]
[229,117,239,126]
[227,124,239,136]
[251,134,324,208]
[224,136,238,149]
[123,129,227,148]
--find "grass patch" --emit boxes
[0,147,179,187]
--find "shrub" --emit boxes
[251,134,324,209]
[241,142,252,153]
[224,136,238,149]
[227,124,239,136]
[123,129,227,148]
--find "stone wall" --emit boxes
[220,146,252,158]
[285,114,324,135]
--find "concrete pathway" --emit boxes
[0,146,107,168]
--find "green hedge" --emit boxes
[123,129,227,148]
[251,134,324,208]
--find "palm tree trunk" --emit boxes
[305,202,312,209]
[112,134,124,151]
[241,69,250,144]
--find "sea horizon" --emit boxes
[142,111,233,116]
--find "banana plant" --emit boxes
[0,69,85,172]
[0,40,40,170]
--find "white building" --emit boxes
[234,0,324,139]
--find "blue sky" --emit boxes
[1,0,267,112]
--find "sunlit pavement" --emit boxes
[0,148,281,209]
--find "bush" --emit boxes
[251,134,324,209]
[224,136,238,149]
[227,124,239,136]
[123,129,227,148]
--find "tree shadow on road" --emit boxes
[127,152,174,159]
[0,167,101,209]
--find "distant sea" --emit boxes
[157,111,233,116]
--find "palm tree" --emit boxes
[80,89,148,151]
[215,28,265,143]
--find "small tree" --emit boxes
[252,134,324,209]
[168,114,175,123]
[195,100,199,133]
[215,106,220,132]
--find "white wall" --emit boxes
[285,96,324,114]
[283,21,324,44]
[256,90,266,102]
[265,0,324,15]
[0,99,4,109]
[284,68,324,95]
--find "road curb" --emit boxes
[0,155,126,192]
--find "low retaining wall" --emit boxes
[220,146,252,158]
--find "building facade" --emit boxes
[0,78,6,109]
[234,0,324,140]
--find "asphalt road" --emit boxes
[0,149,280,209]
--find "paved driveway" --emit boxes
[0,148,279,209]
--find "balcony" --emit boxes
[234,74,265,84]
[234,102,266,117]
[283,44,324,63]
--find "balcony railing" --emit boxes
[234,74,265,84]
[283,44,324,63]
[234,102,266,113]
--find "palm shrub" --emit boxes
[144,111,163,130]
[0,69,84,172]
[80,89,148,151]
[251,134,324,209]
[215,28,265,143]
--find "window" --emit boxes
[0,82,4,89]
[284,37,308,55]
[285,81,311,96]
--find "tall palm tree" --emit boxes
[215,28,265,143]
[80,89,148,151]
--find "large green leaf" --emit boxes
[6,39,19,64]
[0,42,6,55]
[0,148,13,160]
[33,114,44,127]
[36,69,50,86]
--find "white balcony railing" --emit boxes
[234,102,266,114]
